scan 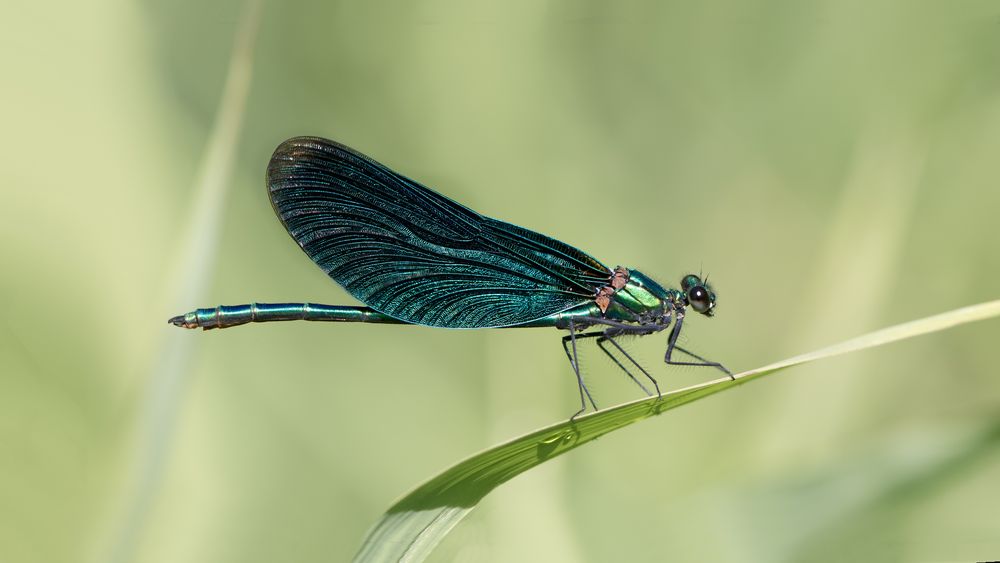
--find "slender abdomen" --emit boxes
[169,303,406,330]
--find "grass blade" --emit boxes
[353,299,1000,562]
[100,3,260,562]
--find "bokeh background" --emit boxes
[3,1,1000,562]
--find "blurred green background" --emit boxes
[3,0,1000,561]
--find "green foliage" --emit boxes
[354,301,1000,561]
[4,1,1000,562]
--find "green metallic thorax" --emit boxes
[516,268,681,328]
[604,269,676,321]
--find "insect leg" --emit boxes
[560,322,600,419]
[671,344,733,378]
[598,334,660,398]
[664,315,733,378]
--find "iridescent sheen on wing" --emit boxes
[266,137,612,328]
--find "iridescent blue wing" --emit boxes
[266,137,611,328]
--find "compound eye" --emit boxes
[688,285,711,313]
[681,274,701,292]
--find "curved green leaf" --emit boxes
[353,299,1000,562]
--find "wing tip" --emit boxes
[267,136,326,196]
[268,135,326,166]
[266,136,366,182]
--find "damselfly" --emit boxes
[170,137,731,417]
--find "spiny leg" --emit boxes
[594,337,651,396]
[664,314,733,378]
[598,334,660,398]
[564,332,654,397]
[560,322,599,419]
[671,344,733,378]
